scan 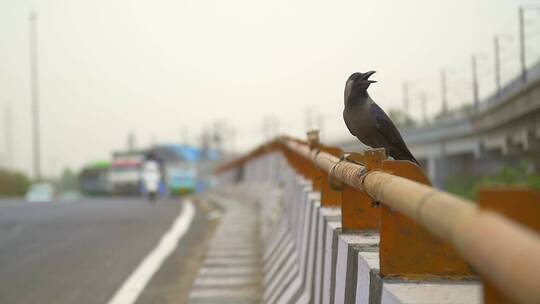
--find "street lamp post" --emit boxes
[440,69,448,114]
[402,82,410,116]
[29,11,41,181]
[494,36,501,98]
[471,55,479,108]
[519,7,526,83]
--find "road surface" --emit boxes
[0,197,216,304]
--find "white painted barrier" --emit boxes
[218,152,481,304]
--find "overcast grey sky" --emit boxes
[1,0,539,177]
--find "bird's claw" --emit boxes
[340,152,365,165]
[339,153,350,162]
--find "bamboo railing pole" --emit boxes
[363,171,476,242]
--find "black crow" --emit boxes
[343,71,418,164]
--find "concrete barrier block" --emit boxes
[263,218,288,262]
[355,251,381,304]
[315,207,341,304]
[264,236,294,286]
[270,185,319,304]
[322,221,341,304]
[334,233,379,304]
[264,239,298,303]
[355,248,481,304]
[291,190,320,304]
[301,196,321,304]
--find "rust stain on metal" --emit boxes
[479,187,540,304]
[341,185,379,231]
[479,187,540,231]
[364,148,385,171]
[341,150,381,231]
[319,146,343,207]
[379,160,474,278]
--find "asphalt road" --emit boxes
[0,197,215,304]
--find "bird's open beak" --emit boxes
[363,70,377,83]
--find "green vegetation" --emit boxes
[446,161,540,200]
[0,168,31,196]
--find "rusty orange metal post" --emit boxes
[479,187,540,304]
[379,160,474,278]
[307,130,323,192]
[318,146,343,207]
[340,149,384,231]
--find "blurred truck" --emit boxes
[109,151,144,195]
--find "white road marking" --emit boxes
[107,200,195,304]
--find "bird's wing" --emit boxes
[368,103,410,153]
[343,109,357,137]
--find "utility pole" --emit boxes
[272,116,280,137]
[230,127,236,155]
[471,55,479,108]
[519,7,526,83]
[305,107,313,131]
[262,117,270,141]
[420,93,428,125]
[402,82,410,116]
[181,127,188,145]
[212,121,223,153]
[263,115,279,140]
[29,11,41,181]
[4,104,13,165]
[127,132,136,151]
[440,70,448,114]
[494,36,501,97]
[316,114,325,142]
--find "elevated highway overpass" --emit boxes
[337,62,540,187]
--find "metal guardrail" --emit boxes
[216,134,540,304]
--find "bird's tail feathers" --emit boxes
[390,148,420,167]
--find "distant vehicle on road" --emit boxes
[25,183,55,203]
[79,161,111,195]
[142,153,162,201]
[147,144,221,195]
[110,151,144,195]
